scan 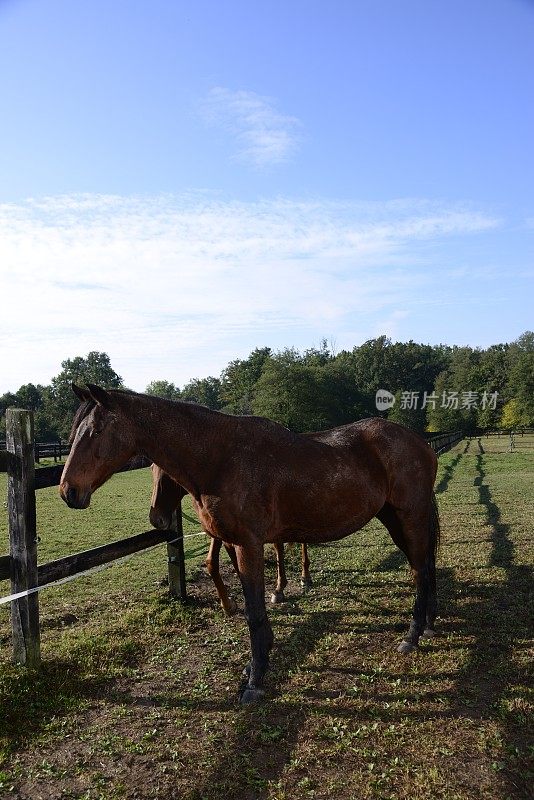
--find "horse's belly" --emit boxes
[276,452,386,522]
[276,494,383,544]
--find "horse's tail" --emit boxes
[429,492,441,560]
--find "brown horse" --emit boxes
[149,465,312,612]
[60,384,440,704]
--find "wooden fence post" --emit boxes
[6,408,41,667]
[167,503,187,601]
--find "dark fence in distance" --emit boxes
[425,431,463,455]
[33,441,71,463]
[0,440,70,463]
[475,426,534,437]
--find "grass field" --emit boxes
[0,434,532,799]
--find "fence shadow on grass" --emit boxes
[435,451,464,495]
[442,458,532,799]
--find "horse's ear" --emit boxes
[72,383,91,403]
[86,384,114,410]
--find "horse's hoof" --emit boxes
[422,627,437,638]
[223,598,238,616]
[397,640,417,654]
[301,578,313,590]
[271,591,285,604]
[240,687,265,705]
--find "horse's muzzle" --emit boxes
[60,484,91,509]
[149,508,172,530]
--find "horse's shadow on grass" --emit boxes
[177,605,345,800]
[107,602,347,800]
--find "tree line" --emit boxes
[1,332,533,442]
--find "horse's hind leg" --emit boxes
[376,502,408,557]
[301,544,312,589]
[271,542,288,603]
[376,503,436,652]
[206,538,237,616]
[394,506,437,653]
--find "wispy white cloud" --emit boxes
[200,87,301,168]
[0,193,499,392]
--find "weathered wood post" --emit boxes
[167,503,187,601]
[6,408,41,667]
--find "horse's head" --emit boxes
[60,384,137,509]
[149,463,185,530]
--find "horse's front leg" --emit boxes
[235,542,273,704]
[205,538,237,616]
[301,543,312,589]
[271,542,288,603]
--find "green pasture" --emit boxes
[0,435,532,799]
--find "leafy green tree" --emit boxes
[220,347,271,414]
[425,372,464,432]
[426,348,483,433]
[507,332,534,425]
[14,384,53,441]
[342,336,450,415]
[15,383,44,411]
[252,348,365,432]
[500,399,522,429]
[301,339,333,367]
[0,391,18,417]
[181,377,222,409]
[387,390,427,433]
[45,352,123,439]
[348,335,394,399]
[474,344,511,428]
[0,392,18,438]
[252,353,324,431]
[1,385,46,438]
[319,359,367,426]
[145,380,181,400]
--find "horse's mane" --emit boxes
[67,388,232,445]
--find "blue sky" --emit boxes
[0,0,532,393]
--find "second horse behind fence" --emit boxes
[149,464,312,612]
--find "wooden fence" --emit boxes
[1,410,467,668]
[0,409,186,668]
[0,439,70,464]
[426,431,463,455]
[477,426,534,437]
